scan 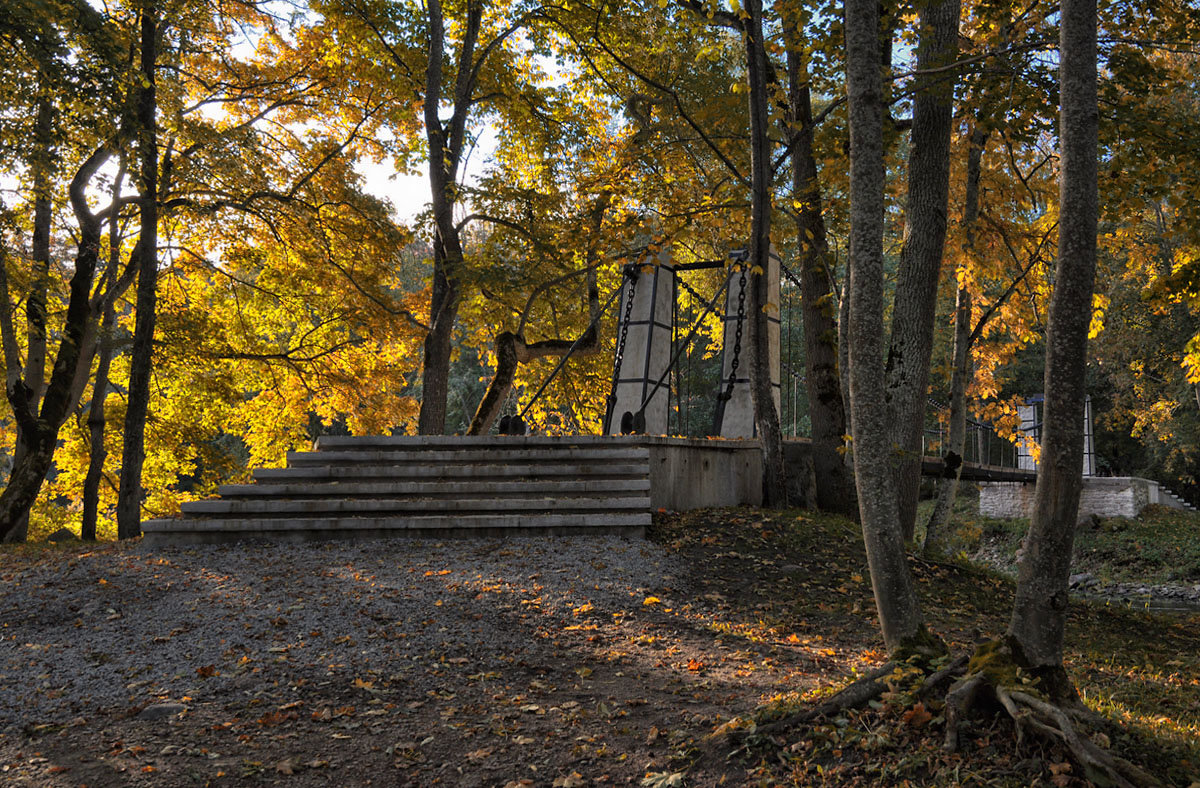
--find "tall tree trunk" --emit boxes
[844,0,934,655]
[416,0,480,435]
[26,96,53,407]
[743,0,788,506]
[418,251,459,434]
[1006,0,1097,701]
[784,25,855,516]
[3,95,57,543]
[82,303,117,542]
[0,146,111,541]
[116,0,158,539]
[884,0,961,542]
[838,278,852,451]
[924,126,988,552]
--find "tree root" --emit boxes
[942,674,1164,788]
[754,661,900,737]
[918,653,970,699]
[941,671,986,753]
[754,653,971,739]
[740,645,1161,788]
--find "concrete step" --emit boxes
[1158,485,1198,512]
[145,436,653,545]
[288,447,650,465]
[252,463,650,482]
[181,496,651,517]
[218,478,651,499]
[141,512,650,545]
[313,435,645,450]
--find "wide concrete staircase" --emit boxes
[141,436,652,545]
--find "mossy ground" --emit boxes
[653,506,1200,786]
[917,484,1200,588]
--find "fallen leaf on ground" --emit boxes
[902,702,932,728]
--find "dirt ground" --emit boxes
[2,508,1197,787]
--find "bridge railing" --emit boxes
[922,402,1022,470]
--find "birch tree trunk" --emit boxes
[884,0,960,542]
[844,0,933,654]
[1006,0,1098,701]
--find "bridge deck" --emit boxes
[920,457,1036,484]
[780,437,1034,484]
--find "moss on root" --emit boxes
[891,625,948,667]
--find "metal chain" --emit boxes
[607,264,639,409]
[779,261,804,291]
[675,273,707,305]
[720,266,748,402]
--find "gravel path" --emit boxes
[0,536,686,733]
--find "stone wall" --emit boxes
[980,476,1161,520]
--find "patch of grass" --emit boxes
[1073,505,1200,585]
[917,487,1200,587]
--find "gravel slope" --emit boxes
[0,536,685,733]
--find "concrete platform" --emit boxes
[141,435,771,545]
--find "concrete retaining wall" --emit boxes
[635,437,763,510]
[980,476,1162,520]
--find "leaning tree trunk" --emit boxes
[468,198,608,436]
[1006,0,1098,701]
[785,28,855,516]
[844,0,935,655]
[884,0,960,543]
[468,328,600,435]
[116,0,159,540]
[924,126,988,552]
[0,146,111,541]
[3,95,57,543]
[742,0,788,506]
